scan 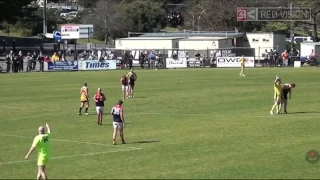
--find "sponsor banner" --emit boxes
[217,57,255,67]
[80,60,117,70]
[61,24,80,39]
[187,58,203,67]
[166,58,187,68]
[47,61,78,71]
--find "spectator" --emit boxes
[281,50,289,67]
[52,52,60,62]
[263,49,269,67]
[26,53,32,72]
[18,51,23,72]
[44,55,51,62]
[5,54,11,73]
[38,52,44,72]
[32,51,37,70]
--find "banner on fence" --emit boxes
[166,58,187,68]
[216,57,255,67]
[188,58,203,67]
[47,61,78,71]
[80,60,117,70]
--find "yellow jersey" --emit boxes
[80,86,88,101]
[274,83,282,98]
[32,133,51,158]
[240,57,245,66]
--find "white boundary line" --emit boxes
[0,134,142,150]
[0,106,319,119]
[0,148,140,165]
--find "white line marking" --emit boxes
[0,106,318,119]
[0,148,140,165]
[0,134,142,150]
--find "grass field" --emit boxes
[0,68,319,179]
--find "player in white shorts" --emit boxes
[121,75,128,99]
[93,88,106,125]
[111,100,126,145]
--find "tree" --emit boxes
[294,0,320,41]
[0,0,34,23]
[122,0,167,32]
[77,0,99,8]
[82,0,123,43]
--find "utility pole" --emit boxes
[43,0,47,34]
[290,2,294,43]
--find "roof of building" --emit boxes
[139,32,245,38]
[117,37,184,40]
[179,37,230,41]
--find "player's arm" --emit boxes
[103,94,106,101]
[289,89,292,99]
[86,88,89,99]
[25,137,38,159]
[274,76,280,84]
[93,94,97,102]
[46,123,51,134]
[120,109,126,127]
[110,107,114,115]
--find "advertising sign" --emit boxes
[187,58,203,67]
[61,24,80,39]
[216,57,255,67]
[166,58,187,68]
[47,61,78,71]
[81,60,117,70]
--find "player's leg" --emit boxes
[37,157,48,180]
[131,84,135,97]
[270,96,278,115]
[127,85,132,98]
[122,85,126,99]
[84,101,89,115]
[99,107,104,125]
[112,122,118,144]
[277,99,282,114]
[96,107,100,125]
[119,123,125,144]
[283,98,288,113]
[242,66,245,76]
[79,102,84,115]
[39,165,47,180]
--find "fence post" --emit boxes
[258,46,260,65]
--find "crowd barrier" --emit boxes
[1,57,317,73]
[43,60,118,71]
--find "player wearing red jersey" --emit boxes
[93,88,106,125]
[111,100,126,145]
[121,75,128,99]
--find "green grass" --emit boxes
[0,68,319,179]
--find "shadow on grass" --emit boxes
[131,96,147,99]
[126,140,160,144]
[101,122,134,126]
[289,111,320,114]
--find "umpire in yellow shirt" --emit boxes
[239,55,245,77]
[25,123,51,180]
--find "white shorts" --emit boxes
[96,106,104,114]
[113,122,123,130]
[122,85,127,91]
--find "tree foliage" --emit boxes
[76,0,99,9]
[0,0,34,23]
[2,0,320,40]
[122,0,166,32]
